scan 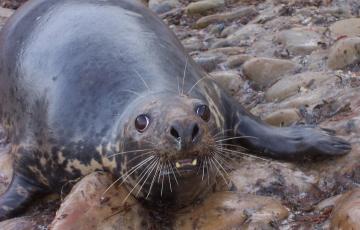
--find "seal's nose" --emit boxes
[169,121,201,150]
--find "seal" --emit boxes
[0,0,351,220]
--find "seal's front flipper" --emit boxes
[229,105,351,159]
[0,174,44,220]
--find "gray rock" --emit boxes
[185,0,225,15]
[265,72,330,102]
[242,57,297,88]
[329,18,360,38]
[195,7,257,29]
[327,37,360,70]
[275,28,322,55]
[263,108,300,126]
[149,0,179,14]
[210,71,244,94]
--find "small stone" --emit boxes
[264,108,300,126]
[206,47,246,55]
[330,188,360,229]
[185,0,225,15]
[182,36,205,52]
[242,57,297,88]
[224,54,252,68]
[210,71,244,94]
[330,18,360,38]
[193,54,226,72]
[149,0,179,14]
[327,37,360,70]
[195,7,257,29]
[0,7,14,18]
[211,24,265,48]
[265,72,330,102]
[275,28,322,55]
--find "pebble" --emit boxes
[265,72,330,102]
[275,28,322,55]
[242,57,297,88]
[195,6,258,29]
[185,0,224,15]
[327,37,360,70]
[148,0,179,14]
[263,108,300,126]
[210,70,244,94]
[329,18,360,38]
[193,54,226,72]
[224,54,253,68]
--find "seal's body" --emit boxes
[0,0,351,220]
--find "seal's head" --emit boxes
[117,92,225,205]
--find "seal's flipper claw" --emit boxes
[0,175,44,221]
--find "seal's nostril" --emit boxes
[170,127,180,139]
[192,124,199,141]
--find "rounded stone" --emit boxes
[275,28,322,55]
[242,57,297,88]
[327,37,360,70]
[224,54,253,68]
[195,7,257,29]
[149,0,180,14]
[185,0,224,15]
[210,71,244,94]
[265,72,330,102]
[330,18,360,37]
[263,108,300,126]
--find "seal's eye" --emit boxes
[135,114,150,132]
[196,105,210,122]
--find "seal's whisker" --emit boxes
[146,160,162,199]
[101,156,154,197]
[136,158,160,197]
[215,136,258,143]
[201,158,205,181]
[215,143,247,151]
[209,156,229,185]
[212,129,233,138]
[117,156,155,188]
[187,75,210,95]
[205,156,210,185]
[168,161,179,185]
[160,163,165,197]
[166,163,173,193]
[123,158,158,202]
[157,163,163,183]
[134,69,151,92]
[181,57,188,95]
[212,153,231,177]
[126,151,156,165]
[216,148,290,169]
[107,148,154,158]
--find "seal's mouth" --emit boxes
[175,158,198,169]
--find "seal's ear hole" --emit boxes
[196,105,210,122]
[135,114,150,133]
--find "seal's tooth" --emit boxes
[175,162,181,168]
[192,159,197,166]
